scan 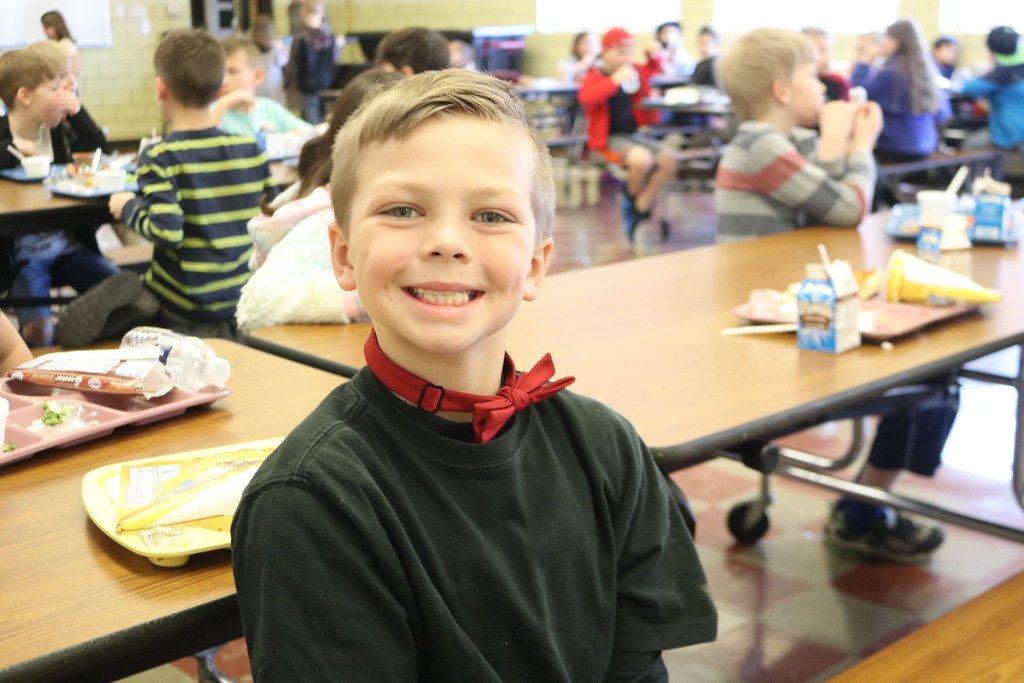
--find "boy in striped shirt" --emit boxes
[109,29,275,338]
[714,28,882,241]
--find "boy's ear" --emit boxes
[252,66,265,87]
[399,64,415,77]
[771,77,791,105]
[14,86,32,107]
[155,76,170,102]
[522,236,553,302]
[328,221,358,292]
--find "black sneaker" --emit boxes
[54,270,142,348]
[825,502,944,563]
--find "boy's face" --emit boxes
[224,50,263,92]
[698,34,718,59]
[602,41,634,71]
[21,76,65,128]
[330,115,552,367]
[785,60,825,128]
[934,44,957,66]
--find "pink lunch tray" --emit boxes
[733,298,980,342]
[0,380,230,468]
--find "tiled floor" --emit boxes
[117,180,1024,682]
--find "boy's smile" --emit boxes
[330,115,552,391]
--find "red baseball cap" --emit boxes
[602,27,634,50]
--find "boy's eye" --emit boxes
[385,206,417,219]
[477,211,509,225]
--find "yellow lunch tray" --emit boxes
[82,437,283,567]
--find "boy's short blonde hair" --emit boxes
[25,41,70,77]
[330,69,556,240]
[223,35,260,66]
[720,28,817,121]
[154,29,225,108]
[0,50,59,111]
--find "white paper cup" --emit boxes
[21,155,51,178]
[95,168,127,193]
[916,190,957,219]
[0,397,8,447]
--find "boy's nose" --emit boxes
[423,219,469,260]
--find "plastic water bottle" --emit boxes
[120,326,231,392]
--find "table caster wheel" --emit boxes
[727,501,770,544]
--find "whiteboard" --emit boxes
[0,1,113,50]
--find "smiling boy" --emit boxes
[232,69,716,680]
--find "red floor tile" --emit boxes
[831,563,970,614]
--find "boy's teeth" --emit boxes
[410,288,474,305]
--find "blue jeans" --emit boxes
[12,249,119,327]
[300,94,322,125]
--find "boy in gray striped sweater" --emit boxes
[713,30,958,565]
[714,28,882,242]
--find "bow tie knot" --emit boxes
[364,330,574,443]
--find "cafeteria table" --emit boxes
[246,214,1024,542]
[0,340,345,682]
[0,177,111,239]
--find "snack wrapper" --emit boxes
[115,445,275,532]
[6,349,174,398]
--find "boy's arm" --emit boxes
[232,483,418,678]
[0,316,32,375]
[117,157,186,248]
[64,105,108,155]
[612,427,717,654]
[264,100,313,131]
[961,76,998,99]
[210,91,256,126]
[0,117,21,169]
[577,69,622,106]
[718,128,874,228]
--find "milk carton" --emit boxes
[796,260,860,354]
[972,176,1012,242]
[916,214,972,275]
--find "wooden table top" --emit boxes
[248,215,1024,458]
[0,178,111,239]
[638,96,733,115]
[828,570,1024,682]
[0,340,345,679]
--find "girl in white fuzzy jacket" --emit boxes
[236,69,402,331]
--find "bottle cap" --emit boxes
[202,357,232,388]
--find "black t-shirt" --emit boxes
[608,86,638,136]
[232,368,717,680]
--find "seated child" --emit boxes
[103,29,275,341]
[212,35,313,138]
[231,69,717,679]
[374,26,450,75]
[802,27,849,102]
[236,68,401,331]
[0,46,129,347]
[716,28,957,564]
[962,26,1024,152]
[715,28,880,239]
[578,27,678,242]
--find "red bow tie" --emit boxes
[363,329,575,443]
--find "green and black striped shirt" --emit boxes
[124,128,275,322]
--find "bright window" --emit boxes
[938,1,1024,34]
[536,0,681,34]
[713,0,896,34]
